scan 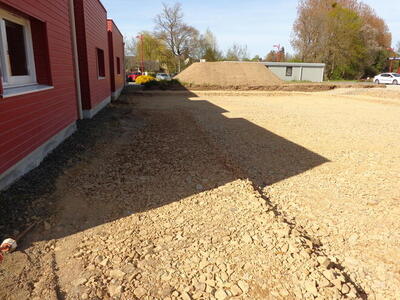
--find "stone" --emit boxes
[44,222,51,231]
[237,281,249,293]
[215,289,227,300]
[220,271,229,282]
[81,293,89,300]
[108,285,122,298]
[181,292,192,300]
[134,287,147,298]
[348,233,358,245]
[195,282,207,292]
[317,256,331,269]
[277,227,290,237]
[341,283,351,294]
[279,288,289,297]
[72,278,88,287]
[304,280,318,295]
[319,277,331,288]
[109,269,125,279]
[100,258,109,266]
[242,233,253,244]
[230,285,243,296]
[172,291,180,297]
[196,184,204,191]
[322,270,335,281]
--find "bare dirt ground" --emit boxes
[1,87,399,299]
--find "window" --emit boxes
[97,48,105,78]
[286,66,293,77]
[116,57,121,74]
[0,8,36,87]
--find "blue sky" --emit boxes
[102,0,400,57]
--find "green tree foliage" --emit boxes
[292,0,392,79]
[325,6,365,79]
[251,55,262,62]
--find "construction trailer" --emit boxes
[263,62,325,83]
[0,0,124,191]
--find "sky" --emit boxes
[102,0,400,58]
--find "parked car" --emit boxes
[127,72,142,82]
[373,73,400,85]
[156,73,172,81]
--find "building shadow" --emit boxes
[0,86,329,248]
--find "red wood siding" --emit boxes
[31,18,52,86]
[0,0,78,174]
[107,19,124,93]
[73,0,91,110]
[74,0,110,109]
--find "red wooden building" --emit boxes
[74,0,112,119]
[107,19,125,100]
[0,0,125,190]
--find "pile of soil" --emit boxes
[175,62,283,87]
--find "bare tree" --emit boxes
[193,29,222,61]
[154,2,199,72]
[124,36,137,56]
[124,36,137,71]
[225,43,249,61]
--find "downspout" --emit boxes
[69,0,83,119]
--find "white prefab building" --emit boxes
[263,62,325,83]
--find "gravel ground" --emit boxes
[1,88,399,299]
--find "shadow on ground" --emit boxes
[0,85,329,248]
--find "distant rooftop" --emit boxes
[263,62,326,67]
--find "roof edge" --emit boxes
[263,62,326,67]
[107,19,123,37]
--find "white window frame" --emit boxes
[0,8,37,88]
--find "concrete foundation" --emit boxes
[111,86,123,100]
[0,122,77,191]
[83,96,111,119]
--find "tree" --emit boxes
[292,0,392,79]
[125,36,137,56]
[396,41,400,53]
[325,5,365,79]
[265,50,276,62]
[154,2,199,72]
[193,29,223,62]
[225,43,249,61]
[135,32,165,61]
[124,37,137,71]
[134,32,179,72]
[251,55,262,62]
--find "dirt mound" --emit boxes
[175,62,283,87]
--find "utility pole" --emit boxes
[387,48,394,72]
[136,34,145,73]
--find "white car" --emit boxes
[156,73,172,81]
[373,73,400,85]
